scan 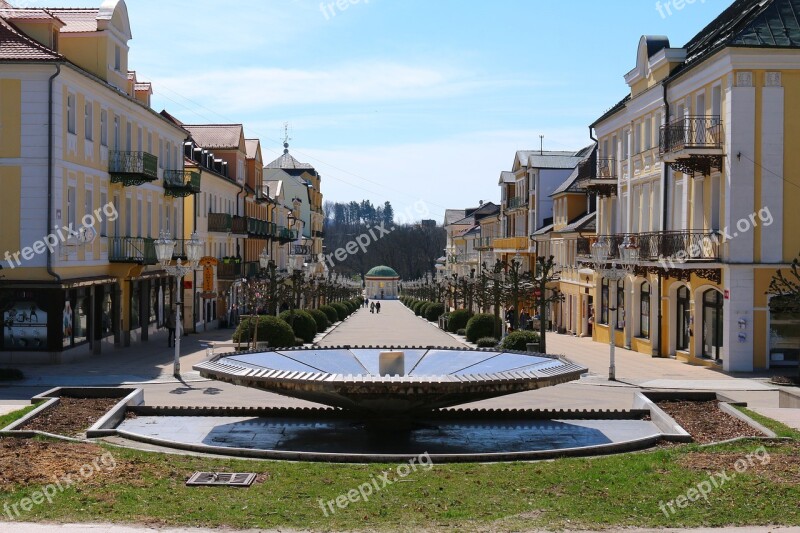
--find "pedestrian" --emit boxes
[375,301,381,314]
[370,302,375,314]
[364,298,369,308]
[166,307,177,347]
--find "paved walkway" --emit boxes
[317,300,466,348]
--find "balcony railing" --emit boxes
[475,236,495,250]
[660,116,723,155]
[507,196,528,209]
[292,244,311,256]
[493,236,529,251]
[109,151,158,186]
[208,213,232,233]
[231,215,248,235]
[247,219,277,238]
[578,231,720,263]
[163,170,201,197]
[597,158,617,179]
[217,262,242,280]
[276,226,298,243]
[108,237,191,264]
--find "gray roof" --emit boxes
[531,224,554,236]
[444,209,466,226]
[527,153,584,170]
[556,212,597,234]
[551,144,597,196]
[266,149,315,170]
[500,171,516,183]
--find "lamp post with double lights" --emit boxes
[154,231,204,377]
[590,235,639,381]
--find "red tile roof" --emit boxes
[45,8,98,33]
[0,16,61,61]
[184,124,244,150]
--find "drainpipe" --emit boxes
[656,82,671,358]
[47,64,62,282]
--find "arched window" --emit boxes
[640,281,651,339]
[702,289,724,360]
[676,286,690,351]
[616,279,625,330]
[600,278,609,325]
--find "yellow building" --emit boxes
[587,0,800,371]
[0,0,197,361]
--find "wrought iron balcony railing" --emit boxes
[578,231,720,263]
[659,116,723,155]
[163,170,201,197]
[217,262,242,280]
[292,244,311,256]
[276,226,298,243]
[108,237,191,264]
[475,236,495,250]
[507,196,528,209]
[208,213,232,233]
[109,151,158,186]
[231,215,248,235]
[597,158,617,180]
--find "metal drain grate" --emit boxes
[186,472,256,487]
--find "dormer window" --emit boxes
[52,29,58,51]
[114,45,121,71]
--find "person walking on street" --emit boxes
[166,307,177,347]
[375,301,381,314]
[370,302,375,314]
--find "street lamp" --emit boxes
[154,230,203,377]
[590,235,638,381]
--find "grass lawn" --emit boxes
[0,403,40,430]
[0,432,798,531]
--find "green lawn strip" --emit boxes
[0,403,41,430]
[2,441,799,531]
[733,405,800,439]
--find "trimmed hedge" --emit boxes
[447,309,474,333]
[425,303,446,322]
[501,330,541,352]
[320,305,339,324]
[308,309,330,333]
[413,301,426,316]
[457,328,466,336]
[476,337,499,348]
[331,303,349,321]
[232,315,295,348]
[465,313,501,343]
[279,310,318,344]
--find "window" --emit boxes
[711,174,721,231]
[676,285,690,351]
[100,110,108,147]
[640,282,651,339]
[114,45,121,71]
[616,279,625,330]
[712,86,722,123]
[84,101,93,141]
[159,140,164,169]
[600,278,609,325]
[147,132,152,155]
[769,295,800,364]
[136,198,142,237]
[99,191,108,236]
[137,127,143,152]
[644,117,652,150]
[147,201,152,238]
[84,189,92,227]
[125,197,131,236]
[113,115,120,150]
[67,185,76,227]
[622,129,629,159]
[67,93,76,134]
[702,289,723,360]
[634,122,641,154]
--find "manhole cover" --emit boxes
[186,472,256,487]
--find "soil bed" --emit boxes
[19,397,119,437]
[656,400,763,444]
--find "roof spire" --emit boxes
[283,122,292,154]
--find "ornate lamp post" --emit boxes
[590,236,638,381]
[154,230,203,377]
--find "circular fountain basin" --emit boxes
[193,346,587,414]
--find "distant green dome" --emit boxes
[366,266,399,278]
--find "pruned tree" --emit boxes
[532,255,564,353]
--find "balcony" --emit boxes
[582,158,618,197]
[108,237,191,265]
[659,116,724,175]
[493,236,529,252]
[448,252,479,264]
[247,219,277,238]
[276,226,298,244]
[475,236,495,251]
[163,170,201,198]
[507,196,528,210]
[578,231,720,263]
[207,213,232,233]
[217,262,242,281]
[291,244,311,256]
[109,151,158,187]
[231,215,248,235]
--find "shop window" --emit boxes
[769,295,800,365]
[676,286,690,351]
[616,279,625,330]
[600,278,609,325]
[640,282,650,339]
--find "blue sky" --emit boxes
[44,0,728,221]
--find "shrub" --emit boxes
[331,303,349,321]
[232,315,295,348]
[420,302,433,317]
[295,337,306,346]
[308,309,330,333]
[501,330,542,352]
[279,310,318,344]
[320,305,339,324]
[413,301,426,316]
[425,303,446,322]
[447,309,474,333]
[476,337,499,348]
[0,368,24,381]
[465,313,501,343]
[456,328,466,336]
[344,301,357,313]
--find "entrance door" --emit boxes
[676,286,690,351]
[702,289,724,360]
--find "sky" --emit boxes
[39,0,728,222]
